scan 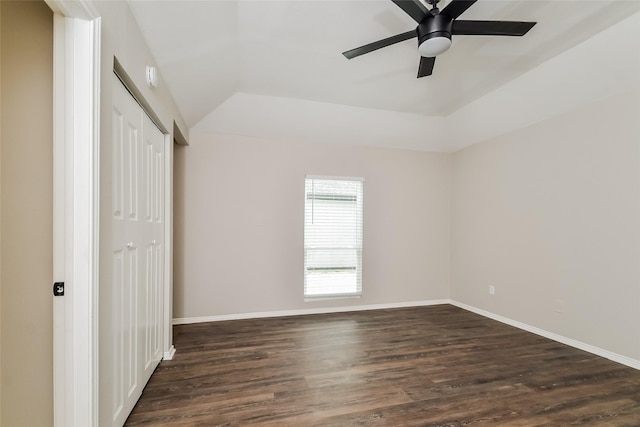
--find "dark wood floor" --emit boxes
[125,305,640,426]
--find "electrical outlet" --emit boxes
[489,285,495,295]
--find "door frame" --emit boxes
[49,2,177,425]
[47,1,101,426]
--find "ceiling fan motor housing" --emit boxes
[417,14,453,57]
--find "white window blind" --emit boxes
[304,176,364,298]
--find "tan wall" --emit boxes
[0,1,3,417]
[174,133,451,319]
[0,1,54,426]
[451,89,640,360]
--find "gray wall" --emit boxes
[175,84,640,366]
[451,89,640,360]
[174,133,451,318]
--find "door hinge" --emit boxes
[53,282,65,296]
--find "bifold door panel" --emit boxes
[108,76,165,426]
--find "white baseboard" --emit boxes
[163,345,176,361]
[172,299,450,325]
[172,299,640,371]
[450,300,640,371]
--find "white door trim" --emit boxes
[50,1,101,425]
[163,134,176,360]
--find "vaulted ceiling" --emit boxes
[128,0,640,150]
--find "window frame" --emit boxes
[303,175,364,299]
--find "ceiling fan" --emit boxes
[342,0,537,78]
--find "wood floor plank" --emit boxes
[125,305,640,426]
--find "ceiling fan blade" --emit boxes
[440,0,477,20]
[391,0,429,24]
[343,30,416,59]
[452,20,536,36]
[417,56,435,78]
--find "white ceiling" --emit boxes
[128,0,640,150]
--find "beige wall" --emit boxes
[174,133,451,319]
[451,89,640,360]
[0,1,54,426]
[0,1,3,417]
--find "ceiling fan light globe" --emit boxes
[418,36,451,57]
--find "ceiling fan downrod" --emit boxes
[426,0,440,15]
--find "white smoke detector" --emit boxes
[146,66,158,88]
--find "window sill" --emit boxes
[304,294,362,302]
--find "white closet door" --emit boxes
[141,112,164,382]
[109,75,165,426]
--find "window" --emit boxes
[304,176,364,298]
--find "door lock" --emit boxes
[53,282,65,296]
